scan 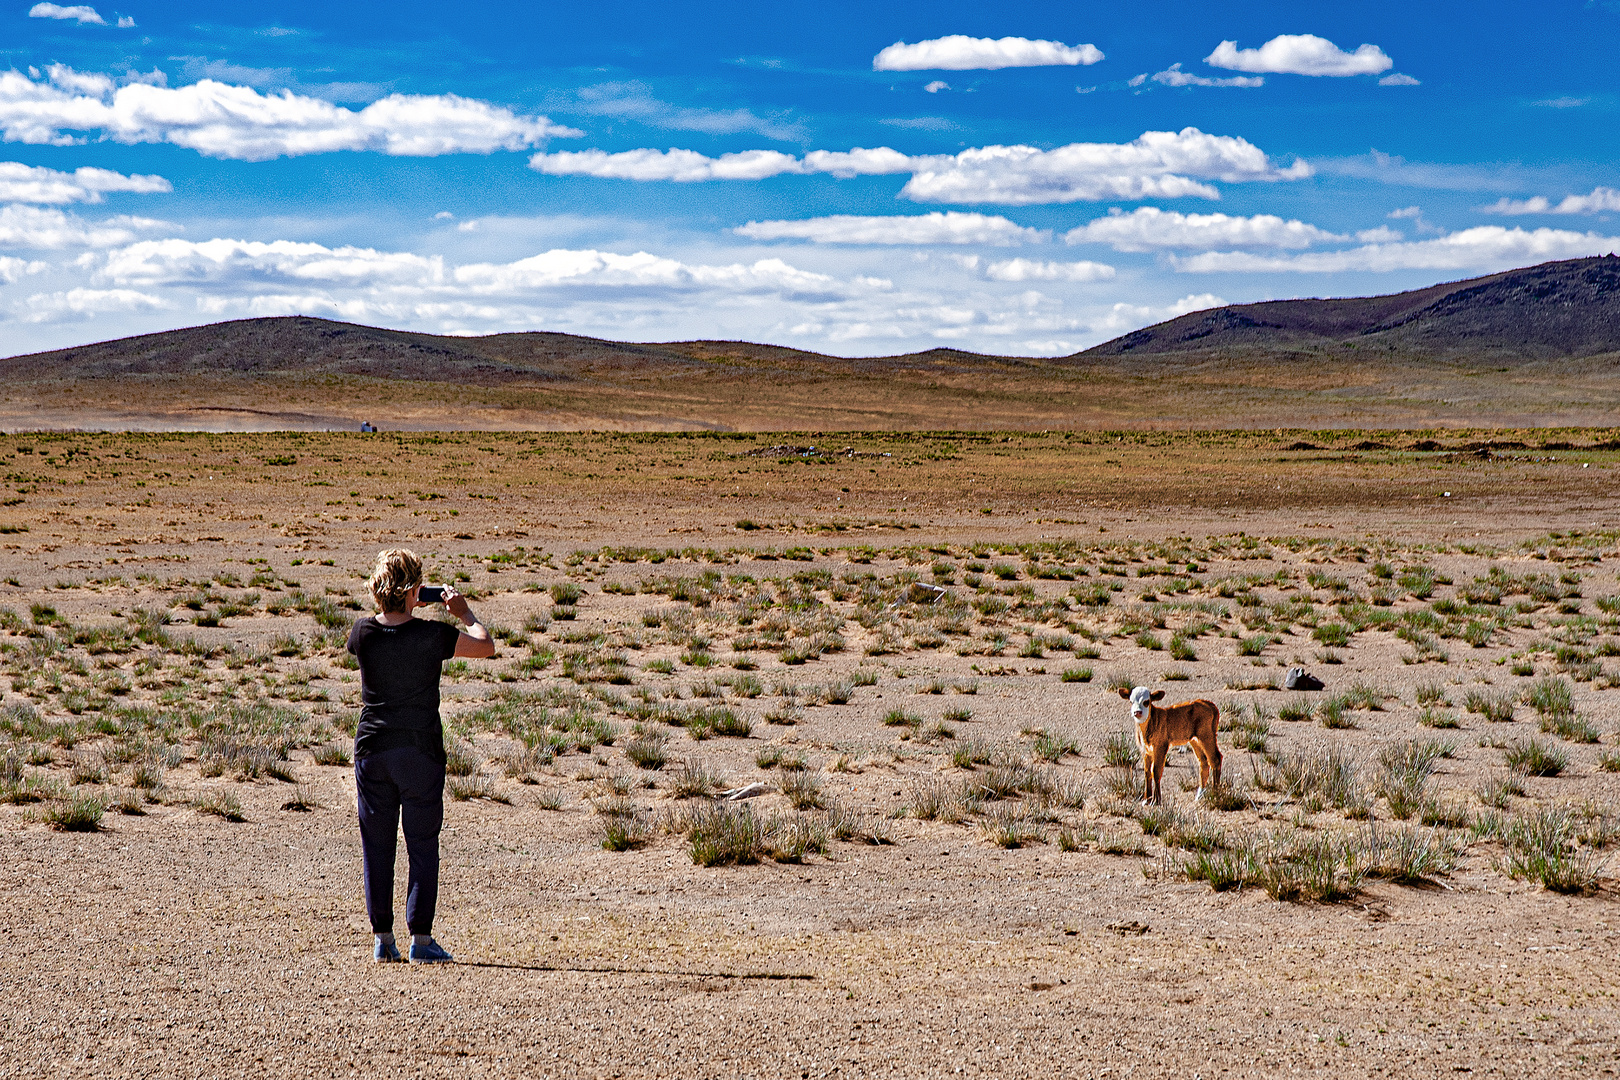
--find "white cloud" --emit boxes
[86,237,866,303]
[735,211,1044,246]
[20,286,165,322]
[452,251,848,297]
[534,129,1310,204]
[28,4,106,24]
[0,66,581,160]
[94,238,446,286]
[1481,187,1620,215]
[0,204,167,248]
[902,130,1309,205]
[1312,150,1558,194]
[1205,34,1393,77]
[1170,226,1620,273]
[563,82,803,141]
[18,231,1143,353]
[1388,206,1423,219]
[1534,96,1590,109]
[116,15,133,27]
[924,81,949,93]
[1065,206,1343,251]
[873,36,1103,72]
[530,147,806,182]
[0,255,46,282]
[1090,293,1226,335]
[983,258,1115,282]
[0,161,170,204]
[1379,73,1420,86]
[801,147,916,177]
[1149,64,1264,89]
[879,116,958,131]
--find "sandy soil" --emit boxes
[3,429,1620,1078]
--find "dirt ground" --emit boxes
[4,428,1620,1078]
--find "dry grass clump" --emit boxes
[193,790,244,822]
[780,769,826,810]
[664,801,829,865]
[448,775,509,802]
[1252,743,1369,818]
[1501,738,1567,777]
[312,741,351,766]
[1100,730,1139,769]
[980,804,1043,848]
[1373,738,1452,820]
[668,757,725,798]
[597,803,652,851]
[1462,688,1515,723]
[824,800,893,845]
[623,730,669,770]
[43,792,105,831]
[1175,828,1366,902]
[1494,805,1608,894]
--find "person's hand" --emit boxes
[441,585,475,623]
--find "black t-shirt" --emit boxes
[347,616,461,762]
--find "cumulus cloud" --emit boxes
[1205,34,1393,77]
[20,286,164,322]
[0,161,170,204]
[873,36,1103,71]
[0,66,580,160]
[735,211,1044,246]
[924,81,949,93]
[1089,293,1226,335]
[1065,206,1344,251]
[28,3,106,24]
[85,237,864,303]
[533,129,1309,205]
[1148,64,1264,88]
[1481,187,1620,215]
[982,258,1115,282]
[0,254,46,282]
[1378,73,1420,86]
[898,130,1310,205]
[1170,226,1620,273]
[530,147,806,182]
[0,204,168,248]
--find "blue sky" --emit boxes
[2,0,1618,356]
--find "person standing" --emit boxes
[347,549,494,963]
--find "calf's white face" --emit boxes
[1120,685,1165,722]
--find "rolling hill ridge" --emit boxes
[3,257,1618,431]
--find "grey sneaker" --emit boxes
[408,938,453,964]
[373,939,402,963]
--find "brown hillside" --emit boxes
[4,257,1620,431]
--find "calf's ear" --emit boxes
[1116,687,1131,699]
[1150,690,1165,701]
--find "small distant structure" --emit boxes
[360,421,377,432]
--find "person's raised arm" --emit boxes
[441,586,495,658]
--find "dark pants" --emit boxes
[355,746,445,935]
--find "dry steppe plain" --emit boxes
[4,428,1620,1078]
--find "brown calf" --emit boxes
[1117,686,1221,804]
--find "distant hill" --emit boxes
[0,315,1020,386]
[4,257,1620,431]
[1083,256,1620,362]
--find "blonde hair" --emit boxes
[369,548,423,614]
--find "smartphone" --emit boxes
[418,585,445,604]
